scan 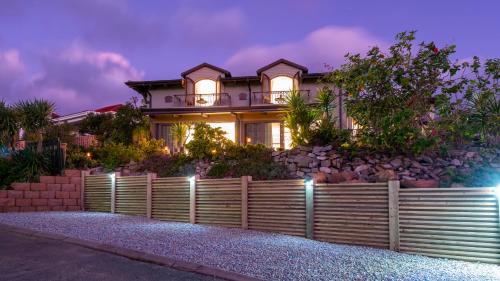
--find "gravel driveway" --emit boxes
[0,212,499,281]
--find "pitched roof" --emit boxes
[95,104,123,113]
[256,58,308,75]
[180,63,231,78]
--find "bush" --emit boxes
[186,123,232,159]
[0,157,20,189]
[10,147,49,182]
[95,143,140,170]
[139,154,194,177]
[66,147,98,169]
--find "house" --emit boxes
[126,59,351,150]
[51,104,123,148]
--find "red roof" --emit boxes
[94,104,123,113]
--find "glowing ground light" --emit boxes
[496,184,500,198]
[305,179,313,192]
[189,176,196,184]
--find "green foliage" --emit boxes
[0,101,19,148]
[206,144,289,180]
[11,147,49,182]
[111,102,149,145]
[44,123,76,145]
[283,90,317,146]
[326,31,459,154]
[65,146,98,169]
[139,154,194,177]
[0,158,20,189]
[79,113,114,143]
[185,123,232,159]
[170,122,190,153]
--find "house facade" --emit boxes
[126,59,350,150]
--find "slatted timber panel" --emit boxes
[151,177,190,222]
[314,182,390,248]
[195,178,242,228]
[399,188,500,264]
[115,176,147,216]
[84,174,112,212]
[248,179,306,237]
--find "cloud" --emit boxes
[0,49,26,101]
[225,26,387,75]
[58,0,168,48]
[1,43,143,114]
[172,7,247,48]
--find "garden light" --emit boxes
[86,152,91,158]
[495,184,500,198]
[189,176,196,184]
[305,179,314,192]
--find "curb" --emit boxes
[0,223,261,281]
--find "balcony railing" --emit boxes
[174,93,231,107]
[252,90,310,105]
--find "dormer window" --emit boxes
[270,76,294,104]
[195,79,216,106]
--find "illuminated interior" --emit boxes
[194,79,216,106]
[270,76,293,104]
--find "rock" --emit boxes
[354,164,370,174]
[420,156,434,164]
[329,173,344,183]
[340,171,355,181]
[465,151,476,159]
[320,160,331,167]
[401,179,439,188]
[319,167,331,173]
[375,170,397,182]
[332,159,342,168]
[312,146,322,154]
[451,159,462,166]
[381,164,393,169]
[296,155,312,168]
[307,153,316,158]
[296,171,305,177]
[390,158,403,168]
[402,176,416,181]
[311,168,318,173]
[317,156,327,161]
[315,172,327,183]
[411,161,424,169]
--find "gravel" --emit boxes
[0,212,499,281]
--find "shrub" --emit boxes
[0,157,20,189]
[139,154,194,177]
[95,143,140,170]
[186,123,232,159]
[11,147,49,182]
[66,147,98,169]
[206,161,231,178]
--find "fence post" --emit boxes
[388,180,400,251]
[146,173,156,219]
[241,176,250,229]
[189,176,197,224]
[305,177,315,239]
[80,170,90,211]
[111,172,119,214]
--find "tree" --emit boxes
[185,123,232,159]
[16,99,54,152]
[326,31,462,154]
[0,101,19,149]
[111,102,149,145]
[79,112,114,143]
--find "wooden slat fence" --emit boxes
[83,173,500,264]
[115,175,147,216]
[399,187,500,264]
[196,178,242,228]
[83,174,112,212]
[248,179,306,237]
[151,177,190,222]
[315,182,390,248]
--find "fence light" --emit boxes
[495,184,500,198]
[189,176,196,184]
[108,172,115,179]
[305,179,314,191]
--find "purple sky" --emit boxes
[1,0,499,115]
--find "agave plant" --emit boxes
[0,100,19,149]
[15,99,55,152]
[171,122,191,154]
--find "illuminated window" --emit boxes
[194,79,216,106]
[245,122,284,149]
[270,76,294,104]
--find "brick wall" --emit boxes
[0,169,83,213]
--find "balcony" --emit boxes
[251,90,310,106]
[174,93,231,107]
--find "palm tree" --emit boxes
[0,100,20,149]
[171,122,191,154]
[16,99,55,152]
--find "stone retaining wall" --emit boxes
[0,169,83,213]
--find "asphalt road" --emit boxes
[0,229,221,281]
